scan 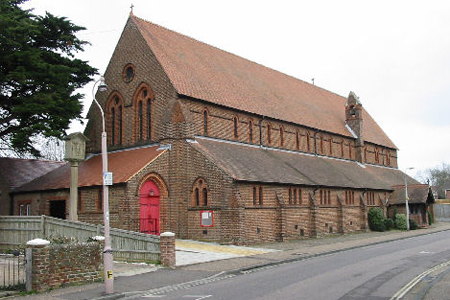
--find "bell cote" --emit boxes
[345,92,364,163]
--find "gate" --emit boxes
[0,251,25,290]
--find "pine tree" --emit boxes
[0,0,97,156]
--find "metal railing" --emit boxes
[0,251,25,290]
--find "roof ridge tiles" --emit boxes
[130,14,397,149]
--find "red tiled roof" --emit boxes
[14,145,165,192]
[132,16,396,149]
[0,158,65,191]
[190,137,415,190]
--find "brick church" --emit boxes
[6,13,433,244]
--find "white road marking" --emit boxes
[389,259,450,300]
[182,296,212,300]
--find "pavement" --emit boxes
[3,222,450,300]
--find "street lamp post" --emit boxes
[404,167,414,231]
[92,76,114,294]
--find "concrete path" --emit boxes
[175,239,277,267]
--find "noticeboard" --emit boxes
[200,210,213,227]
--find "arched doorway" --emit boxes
[139,180,160,235]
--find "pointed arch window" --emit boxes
[106,93,124,146]
[133,83,154,143]
[329,138,333,155]
[111,107,115,146]
[386,150,391,166]
[267,124,272,145]
[195,188,200,206]
[319,189,331,205]
[203,109,208,136]
[138,101,143,141]
[345,190,355,205]
[203,188,208,206]
[192,178,209,207]
[375,148,379,163]
[248,120,253,143]
[118,106,123,145]
[253,186,264,206]
[289,187,301,205]
[147,98,152,140]
[259,187,263,205]
[306,132,311,152]
[279,127,284,147]
[233,116,239,140]
[319,136,324,154]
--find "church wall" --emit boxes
[85,17,178,153]
[234,183,281,244]
[121,150,170,233]
[364,142,398,168]
[284,207,312,240]
[342,206,363,233]
[244,207,280,244]
[182,141,235,242]
[315,207,339,235]
[185,100,397,167]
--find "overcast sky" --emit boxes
[24,0,450,178]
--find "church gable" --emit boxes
[85,16,179,153]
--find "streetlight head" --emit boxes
[98,76,108,92]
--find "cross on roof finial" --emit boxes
[130,3,134,15]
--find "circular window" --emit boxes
[122,63,135,83]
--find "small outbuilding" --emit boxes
[388,184,435,227]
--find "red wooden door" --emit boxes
[139,181,160,235]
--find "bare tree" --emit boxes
[0,135,65,161]
[417,163,450,199]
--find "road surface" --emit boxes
[127,230,450,300]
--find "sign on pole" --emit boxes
[103,172,113,186]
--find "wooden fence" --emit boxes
[434,203,450,222]
[0,216,160,262]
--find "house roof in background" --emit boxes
[0,158,65,191]
[132,15,396,149]
[189,137,414,190]
[14,145,165,193]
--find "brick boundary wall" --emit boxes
[160,232,176,268]
[26,242,103,292]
